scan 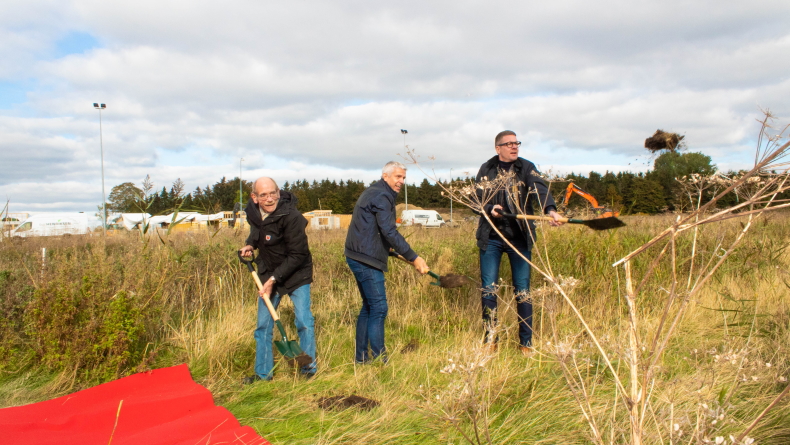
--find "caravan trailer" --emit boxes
[11,213,93,238]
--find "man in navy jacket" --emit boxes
[476,131,563,355]
[345,161,430,363]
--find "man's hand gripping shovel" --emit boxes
[237,251,313,368]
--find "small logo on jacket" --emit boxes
[265,235,271,241]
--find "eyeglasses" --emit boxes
[255,191,279,199]
[496,141,522,148]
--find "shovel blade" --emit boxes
[275,339,303,357]
[275,340,313,367]
[580,216,626,231]
[273,320,313,367]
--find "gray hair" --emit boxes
[382,161,407,175]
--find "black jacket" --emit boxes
[345,179,418,271]
[245,191,313,296]
[475,156,557,250]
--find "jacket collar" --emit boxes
[376,178,398,198]
[484,155,524,172]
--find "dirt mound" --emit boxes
[284,353,313,368]
[317,394,380,411]
[439,274,473,289]
[395,203,424,215]
[400,338,419,354]
[645,130,684,153]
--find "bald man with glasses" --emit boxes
[239,177,316,383]
[475,130,563,356]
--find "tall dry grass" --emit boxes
[1,212,788,443]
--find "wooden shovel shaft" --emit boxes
[500,212,626,231]
[249,270,279,323]
[502,213,570,223]
[238,251,297,349]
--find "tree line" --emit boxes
[103,151,776,217]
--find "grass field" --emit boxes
[1,211,789,444]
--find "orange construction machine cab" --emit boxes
[563,183,620,218]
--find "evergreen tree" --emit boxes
[628,177,666,214]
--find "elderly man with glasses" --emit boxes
[239,177,316,382]
[475,131,563,356]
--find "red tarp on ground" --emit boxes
[0,364,270,445]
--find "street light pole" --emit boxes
[239,158,244,205]
[449,167,454,225]
[238,157,245,229]
[401,129,408,211]
[93,103,107,236]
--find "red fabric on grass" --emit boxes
[0,364,270,445]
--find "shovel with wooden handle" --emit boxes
[499,212,626,231]
[237,251,313,367]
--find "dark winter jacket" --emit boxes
[245,191,313,296]
[475,156,557,250]
[345,179,418,271]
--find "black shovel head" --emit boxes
[580,216,626,231]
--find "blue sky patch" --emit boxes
[0,80,33,109]
[54,31,101,58]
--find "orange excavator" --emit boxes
[563,183,620,218]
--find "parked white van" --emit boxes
[398,210,445,228]
[11,213,94,238]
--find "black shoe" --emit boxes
[242,374,269,384]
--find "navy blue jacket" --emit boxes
[475,156,557,250]
[345,179,418,271]
[245,191,313,296]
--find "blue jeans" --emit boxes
[346,257,388,363]
[480,238,533,347]
[254,283,316,379]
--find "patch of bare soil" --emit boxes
[400,338,419,354]
[283,353,313,368]
[317,394,380,411]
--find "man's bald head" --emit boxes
[251,177,280,212]
[253,177,279,194]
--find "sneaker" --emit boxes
[519,346,533,356]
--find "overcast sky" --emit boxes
[1,0,789,213]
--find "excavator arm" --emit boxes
[563,183,620,218]
[563,183,601,208]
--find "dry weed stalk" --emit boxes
[404,150,632,443]
[608,114,790,444]
[420,343,498,445]
[538,275,607,444]
[404,112,790,444]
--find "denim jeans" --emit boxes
[254,283,316,379]
[346,257,388,363]
[479,237,533,347]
